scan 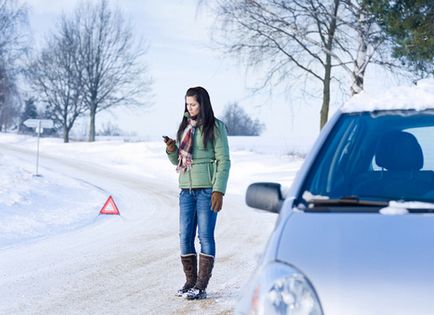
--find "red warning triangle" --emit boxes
[99,195,120,215]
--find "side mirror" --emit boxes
[245,182,283,213]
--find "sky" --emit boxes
[25,0,411,151]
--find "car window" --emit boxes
[407,127,434,170]
[300,110,434,206]
[371,127,434,171]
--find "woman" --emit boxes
[164,86,230,300]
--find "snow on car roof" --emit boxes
[341,78,434,113]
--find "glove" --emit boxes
[211,191,223,212]
[163,136,176,153]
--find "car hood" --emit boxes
[277,210,434,315]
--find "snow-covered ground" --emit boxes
[0,133,304,314]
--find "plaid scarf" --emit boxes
[177,117,197,173]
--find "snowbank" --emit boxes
[0,152,105,248]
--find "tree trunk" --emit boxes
[63,116,69,143]
[320,0,340,129]
[63,125,69,143]
[88,105,96,142]
[320,61,332,129]
[351,8,369,95]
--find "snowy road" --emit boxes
[0,141,280,315]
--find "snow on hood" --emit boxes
[341,78,434,113]
[379,207,409,215]
[379,200,434,215]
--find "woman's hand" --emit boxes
[163,136,176,153]
[211,191,223,212]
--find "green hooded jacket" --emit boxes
[166,119,231,194]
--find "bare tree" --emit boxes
[0,0,28,61]
[202,0,344,128]
[27,0,152,142]
[0,0,29,130]
[74,0,152,142]
[201,0,399,128]
[220,102,265,136]
[336,0,399,95]
[97,121,122,136]
[345,2,375,95]
[26,17,86,143]
[0,63,20,131]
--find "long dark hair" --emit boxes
[177,86,216,148]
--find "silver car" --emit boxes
[235,81,434,315]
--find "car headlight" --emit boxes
[242,262,323,315]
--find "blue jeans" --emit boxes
[179,188,218,257]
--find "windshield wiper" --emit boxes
[307,196,388,208]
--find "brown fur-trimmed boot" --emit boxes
[185,254,214,300]
[176,254,197,297]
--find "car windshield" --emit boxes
[299,110,434,209]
